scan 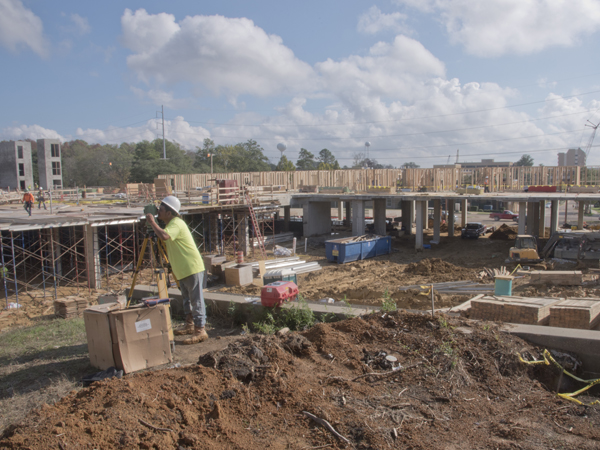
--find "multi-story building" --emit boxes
[37,139,63,189]
[558,148,586,166]
[0,140,34,190]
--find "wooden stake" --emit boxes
[431,284,435,318]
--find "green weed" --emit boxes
[381,289,397,313]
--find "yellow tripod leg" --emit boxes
[127,237,150,307]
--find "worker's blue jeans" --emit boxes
[178,271,206,328]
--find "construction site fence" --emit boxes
[158,166,600,193]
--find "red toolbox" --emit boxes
[261,281,299,307]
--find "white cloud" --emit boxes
[130,87,191,109]
[121,8,318,97]
[397,0,600,57]
[0,124,64,141]
[69,13,91,35]
[0,0,48,57]
[357,6,409,35]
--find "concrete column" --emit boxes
[236,213,249,255]
[578,202,585,230]
[460,199,468,227]
[532,202,540,236]
[84,224,100,289]
[209,213,219,254]
[538,202,546,238]
[422,202,429,230]
[337,201,343,222]
[415,201,424,250]
[526,202,536,235]
[518,202,527,235]
[344,201,351,227]
[432,199,441,243]
[52,228,63,277]
[401,200,413,236]
[303,201,332,237]
[447,198,455,237]
[351,200,365,236]
[550,200,559,234]
[373,198,387,236]
[283,206,291,233]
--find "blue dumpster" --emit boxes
[326,236,391,264]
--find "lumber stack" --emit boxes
[529,271,583,286]
[549,298,600,330]
[54,297,89,319]
[470,296,560,325]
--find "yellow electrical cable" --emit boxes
[519,349,600,406]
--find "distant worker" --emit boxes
[22,190,34,216]
[37,187,47,210]
[145,196,208,345]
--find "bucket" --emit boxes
[494,276,513,296]
[236,251,244,264]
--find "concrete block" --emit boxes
[225,264,254,286]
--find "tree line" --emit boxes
[10,139,534,187]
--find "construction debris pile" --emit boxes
[489,224,519,240]
[2,311,598,449]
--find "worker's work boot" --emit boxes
[174,313,194,336]
[182,327,208,345]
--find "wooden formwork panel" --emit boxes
[549,298,600,329]
[470,296,560,325]
[529,271,583,286]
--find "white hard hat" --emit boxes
[39,187,43,190]
[161,196,181,214]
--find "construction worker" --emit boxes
[22,190,34,216]
[145,195,208,345]
[37,187,47,210]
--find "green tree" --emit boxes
[296,148,317,170]
[194,138,215,172]
[318,148,337,166]
[129,139,194,183]
[276,155,296,171]
[402,162,420,168]
[515,154,534,166]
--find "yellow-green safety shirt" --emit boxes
[163,217,204,280]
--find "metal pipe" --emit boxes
[10,232,18,306]
[49,228,57,299]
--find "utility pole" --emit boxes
[162,105,166,159]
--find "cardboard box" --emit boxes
[225,264,254,286]
[84,303,172,374]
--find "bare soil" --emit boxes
[2,311,599,449]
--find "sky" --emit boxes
[2,0,600,168]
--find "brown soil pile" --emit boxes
[489,224,518,240]
[405,257,463,276]
[2,311,598,449]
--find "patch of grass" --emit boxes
[381,289,397,313]
[0,317,87,362]
[251,295,316,334]
[340,295,354,319]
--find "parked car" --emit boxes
[461,222,488,239]
[489,210,518,221]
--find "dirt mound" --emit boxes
[405,258,463,275]
[489,223,518,240]
[2,311,599,449]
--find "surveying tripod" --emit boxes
[127,228,179,307]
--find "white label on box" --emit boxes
[135,319,152,333]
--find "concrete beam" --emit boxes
[373,198,386,236]
[352,200,365,236]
